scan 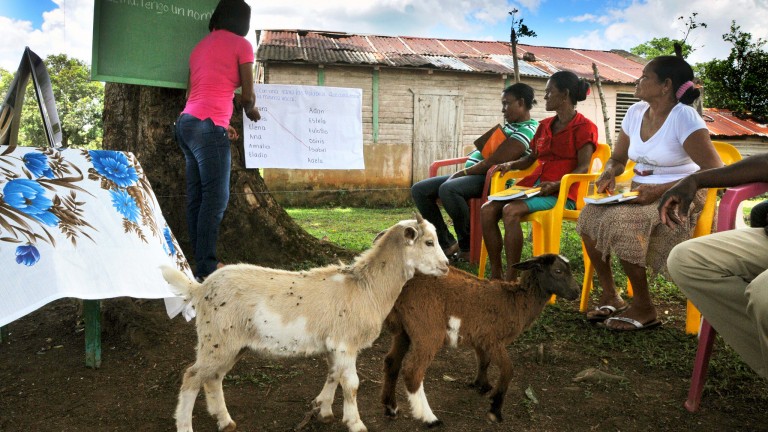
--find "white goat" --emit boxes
[380,254,580,426]
[161,215,449,432]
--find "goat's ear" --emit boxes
[404,226,418,244]
[373,230,387,244]
[511,256,544,271]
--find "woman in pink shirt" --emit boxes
[175,0,261,281]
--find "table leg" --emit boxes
[84,300,101,369]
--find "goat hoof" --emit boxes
[318,413,335,423]
[384,405,399,417]
[472,382,493,395]
[220,420,237,431]
[426,419,443,428]
[486,410,502,423]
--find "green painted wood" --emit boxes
[317,66,325,86]
[84,300,102,369]
[372,68,380,143]
[505,76,512,89]
[91,0,217,88]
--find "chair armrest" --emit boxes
[559,172,601,209]
[429,157,469,177]
[717,182,768,232]
[487,162,539,195]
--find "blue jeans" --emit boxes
[175,114,231,279]
[411,174,485,251]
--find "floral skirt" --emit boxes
[576,186,707,275]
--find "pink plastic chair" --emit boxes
[685,182,768,412]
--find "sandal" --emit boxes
[586,303,628,323]
[599,316,662,332]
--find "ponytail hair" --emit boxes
[650,42,700,105]
[549,71,591,105]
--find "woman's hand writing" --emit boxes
[594,170,616,194]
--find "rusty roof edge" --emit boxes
[461,40,485,55]
[570,49,639,81]
[364,35,395,67]
[714,111,766,136]
[397,37,418,55]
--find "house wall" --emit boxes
[258,62,634,206]
[714,137,768,158]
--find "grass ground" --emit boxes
[286,205,767,401]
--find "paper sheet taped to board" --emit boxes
[243,84,364,169]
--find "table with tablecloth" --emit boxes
[0,145,191,365]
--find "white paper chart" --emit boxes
[243,84,364,169]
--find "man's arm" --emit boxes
[659,153,768,227]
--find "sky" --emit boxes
[1,0,768,72]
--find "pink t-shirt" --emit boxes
[183,30,255,127]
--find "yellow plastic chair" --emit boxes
[478,143,611,281]
[578,141,742,334]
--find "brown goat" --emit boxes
[380,254,580,426]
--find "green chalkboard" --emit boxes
[91,0,217,89]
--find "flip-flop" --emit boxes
[598,316,662,332]
[586,304,628,323]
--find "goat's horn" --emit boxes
[414,212,425,224]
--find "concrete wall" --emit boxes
[258,62,635,206]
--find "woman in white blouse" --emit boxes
[576,53,723,331]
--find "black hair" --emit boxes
[502,83,536,110]
[648,55,700,105]
[549,71,590,105]
[209,0,251,37]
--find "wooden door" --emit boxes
[412,90,464,183]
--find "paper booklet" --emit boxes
[488,186,541,202]
[583,190,639,205]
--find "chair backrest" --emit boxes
[693,141,742,237]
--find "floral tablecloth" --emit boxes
[0,145,191,327]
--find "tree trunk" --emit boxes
[102,83,351,270]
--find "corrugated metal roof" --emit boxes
[488,55,550,78]
[256,30,643,83]
[704,108,768,137]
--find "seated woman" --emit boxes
[577,52,723,331]
[412,83,538,260]
[481,71,597,280]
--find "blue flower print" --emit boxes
[89,150,138,188]
[23,152,55,178]
[3,179,60,226]
[15,244,41,266]
[163,226,176,255]
[110,189,140,222]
